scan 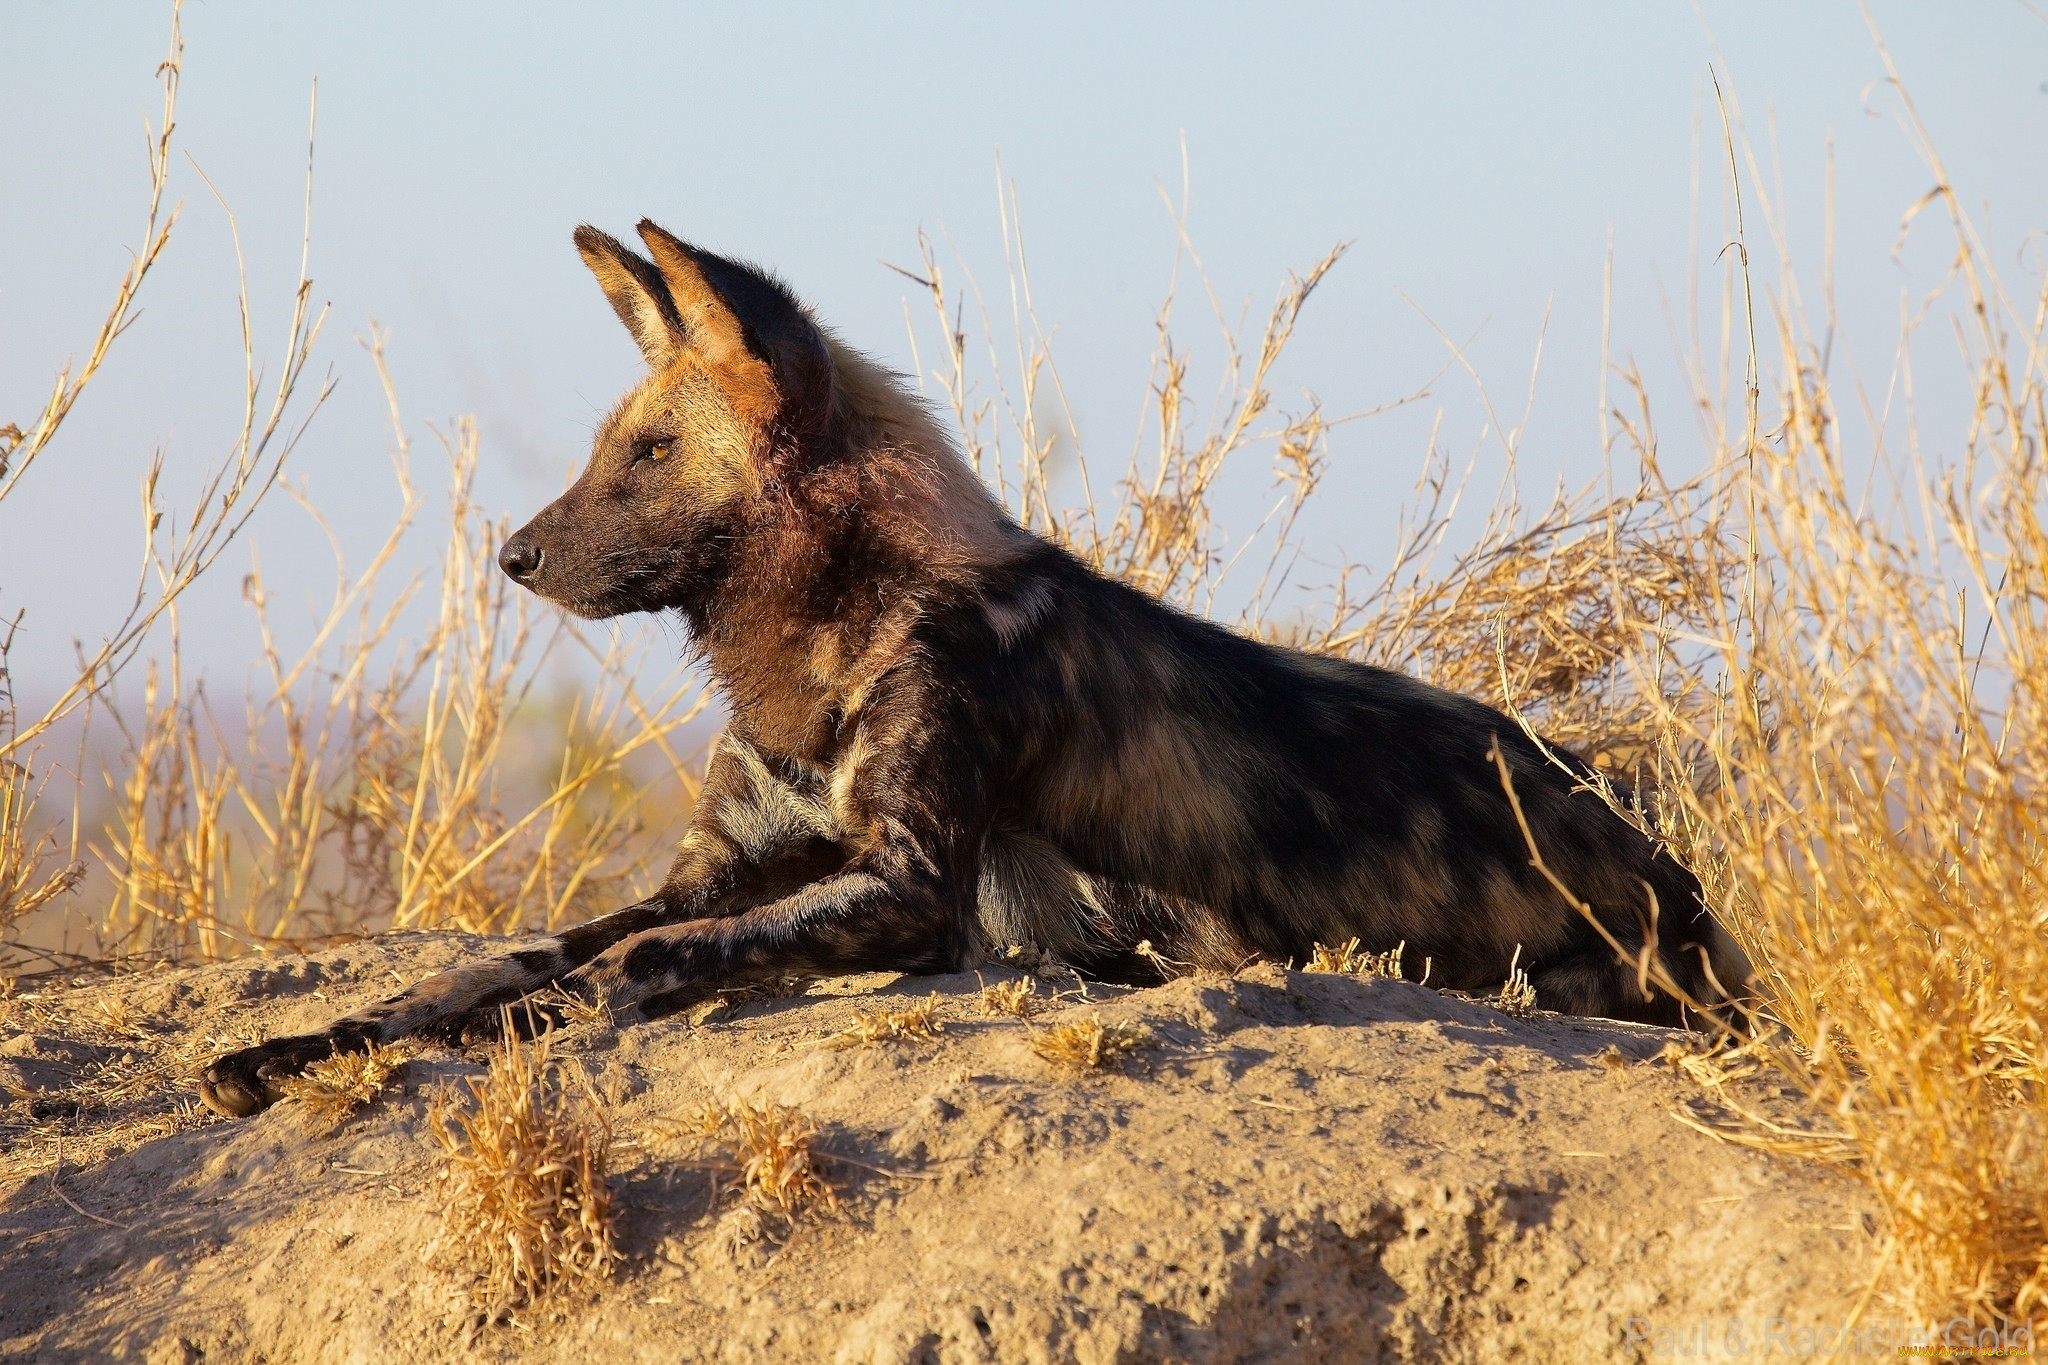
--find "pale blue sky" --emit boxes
[3,2,2045,694]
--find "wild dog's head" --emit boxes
[499,220,835,619]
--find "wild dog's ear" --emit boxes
[635,220,834,433]
[574,225,682,367]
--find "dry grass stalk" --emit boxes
[277,1040,413,1132]
[524,987,612,1032]
[707,975,813,1015]
[426,1020,616,1316]
[1132,937,1198,979]
[978,977,1038,1019]
[1655,1037,1762,1091]
[89,995,144,1041]
[1028,1013,1151,1074]
[823,993,945,1049]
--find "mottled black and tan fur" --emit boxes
[200,220,1740,1118]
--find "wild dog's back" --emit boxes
[943,542,1719,1023]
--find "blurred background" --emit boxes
[4,2,2044,694]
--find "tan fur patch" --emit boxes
[831,603,921,721]
[644,362,762,508]
[1041,709,1247,870]
[717,739,837,857]
[827,730,872,831]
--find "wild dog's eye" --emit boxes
[635,440,671,466]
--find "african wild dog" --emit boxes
[199,219,1743,1118]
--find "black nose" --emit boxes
[499,532,543,581]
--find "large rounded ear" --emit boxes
[574,225,682,367]
[636,220,834,433]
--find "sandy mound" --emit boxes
[1,933,1876,1362]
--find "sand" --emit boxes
[0,932,1877,1362]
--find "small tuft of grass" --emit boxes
[999,943,1074,982]
[277,1040,414,1132]
[1303,937,1408,980]
[90,995,146,1040]
[523,986,612,1032]
[823,993,945,1049]
[426,1018,616,1318]
[978,977,1038,1019]
[676,1094,838,1221]
[1029,1012,1151,1074]
[1655,1036,1763,1090]
[1133,938,1196,979]
[1493,946,1537,1016]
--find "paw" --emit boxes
[198,1035,333,1119]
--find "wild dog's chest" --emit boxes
[752,722,878,847]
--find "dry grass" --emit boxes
[822,993,945,1049]
[276,1041,414,1133]
[522,986,613,1033]
[0,981,228,1183]
[1304,937,1410,982]
[670,1094,839,1222]
[1132,937,1200,980]
[978,977,1039,1019]
[0,752,83,939]
[1,3,708,969]
[1028,1013,1151,1074]
[704,974,813,1017]
[1493,947,1537,1017]
[425,1021,616,1317]
[1573,47,2048,1322]
[1,0,319,950]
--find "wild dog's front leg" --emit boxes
[198,736,843,1118]
[562,839,977,1017]
[195,897,679,1119]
